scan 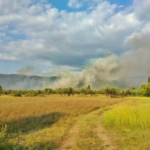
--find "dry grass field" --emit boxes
[0,96,150,150]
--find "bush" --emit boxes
[14,92,22,97]
[142,83,150,97]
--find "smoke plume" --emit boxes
[1,34,150,90]
[46,34,150,89]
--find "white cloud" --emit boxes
[68,0,82,8]
[142,23,150,35]
[0,0,149,74]
[134,0,150,21]
[0,53,16,61]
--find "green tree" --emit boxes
[44,88,53,95]
[35,90,42,95]
[139,84,146,89]
[111,88,120,97]
[120,90,126,97]
[103,86,112,98]
[87,85,91,90]
[98,88,105,95]
[142,83,150,97]
[129,87,136,90]
[76,89,81,96]
[0,85,2,95]
[65,87,74,96]
[56,88,64,96]
[125,89,132,96]
[103,86,119,98]
[14,91,22,97]
[89,89,95,96]
[80,87,90,96]
[135,89,142,96]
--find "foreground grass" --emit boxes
[0,96,124,150]
[1,96,150,150]
[102,103,150,129]
[102,99,150,150]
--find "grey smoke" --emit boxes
[17,66,41,76]
[0,34,150,90]
[48,34,150,89]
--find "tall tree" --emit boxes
[87,85,91,90]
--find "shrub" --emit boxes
[14,91,22,97]
[142,83,150,97]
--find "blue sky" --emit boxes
[108,0,133,6]
[48,0,133,11]
[0,0,150,76]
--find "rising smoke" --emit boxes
[1,34,149,90]
[47,34,150,89]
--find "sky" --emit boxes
[0,0,150,76]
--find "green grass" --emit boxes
[102,102,150,129]
[102,99,150,150]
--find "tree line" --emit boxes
[0,83,150,98]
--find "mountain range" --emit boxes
[0,74,58,90]
[0,74,148,90]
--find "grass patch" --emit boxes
[102,99,150,150]
[102,103,150,130]
[10,117,75,150]
[6,112,64,136]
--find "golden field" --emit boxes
[0,96,150,150]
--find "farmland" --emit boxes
[0,96,150,150]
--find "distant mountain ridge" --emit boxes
[0,74,58,90]
[0,73,148,90]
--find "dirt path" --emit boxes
[56,117,80,150]
[95,100,133,150]
[96,114,116,150]
[57,100,130,150]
